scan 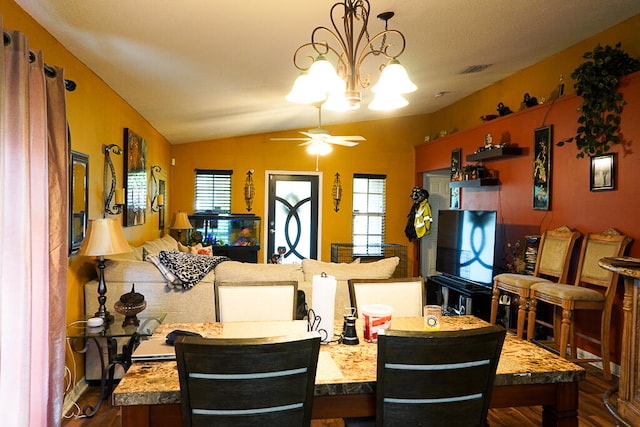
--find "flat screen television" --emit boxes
[435,209,497,288]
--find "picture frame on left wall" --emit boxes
[123,128,147,226]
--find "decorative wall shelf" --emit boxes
[449,178,499,188]
[466,146,523,162]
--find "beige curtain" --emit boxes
[1,21,69,426]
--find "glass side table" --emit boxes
[67,313,166,417]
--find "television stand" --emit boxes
[427,275,492,321]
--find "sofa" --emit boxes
[84,235,401,324]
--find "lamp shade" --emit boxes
[170,212,193,230]
[372,59,417,95]
[77,218,132,257]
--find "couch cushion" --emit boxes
[302,257,399,281]
[214,261,304,283]
[142,235,179,256]
[103,259,167,283]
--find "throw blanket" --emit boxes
[159,251,229,289]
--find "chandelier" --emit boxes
[286,0,416,112]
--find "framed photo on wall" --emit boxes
[450,148,461,209]
[123,128,148,226]
[532,126,552,210]
[590,153,616,191]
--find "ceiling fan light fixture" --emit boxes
[306,140,333,156]
[372,59,417,95]
[286,72,327,104]
[368,91,408,111]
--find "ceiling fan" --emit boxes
[271,105,366,152]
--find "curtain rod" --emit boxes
[3,31,76,92]
[29,51,77,92]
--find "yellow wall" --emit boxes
[2,0,172,380]
[169,115,422,264]
[424,14,640,140]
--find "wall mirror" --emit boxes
[69,151,89,255]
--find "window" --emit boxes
[352,174,386,256]
[194,169,232,214]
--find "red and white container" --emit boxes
[361,304,393,343]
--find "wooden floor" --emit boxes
[61,365,619,426]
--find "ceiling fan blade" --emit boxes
[332,135,366,141]
[297,141,314,146]
[270,137,310,141]
[328,140,359,147]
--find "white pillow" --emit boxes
[302,257,399,281]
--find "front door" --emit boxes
[266,172,320,263]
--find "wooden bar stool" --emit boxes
[527,228,632,380]
[490,225,580,339]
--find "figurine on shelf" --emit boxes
[523,93,539,108]
[496,102,512,116]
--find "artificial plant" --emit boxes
[557,43,640,158]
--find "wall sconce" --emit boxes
[104,144,125,216]
[150,165,164,212]
[332,172,342,212]
[244,169,255,212]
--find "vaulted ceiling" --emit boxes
[16,1,640,144]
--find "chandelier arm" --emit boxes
[354,29,407,88]
[292,40,347,73]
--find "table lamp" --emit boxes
[170,211,193,244]
[77,218,132,323]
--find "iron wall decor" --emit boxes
[158,179,166,230]
[590,153,616,191]
[533,126,552,210]
[123,128,147,226]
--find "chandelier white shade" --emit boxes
[286,0,416,112]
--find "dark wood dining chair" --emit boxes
[175,332,321,427]
[375,325,506,427]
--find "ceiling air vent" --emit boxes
[460,64,492,74]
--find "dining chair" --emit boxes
[490,225,581,339]
[214,280,298,322]
[527,228,632,380]
[375,325,506,427]
[348,277,425,318]
[175,332,321,427]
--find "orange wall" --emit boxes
[416,72,640,362]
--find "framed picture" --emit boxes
[590,153,616,191]
[450,148,461,209]
[123,128,147,226]
[450,187,460,209]
[532,126,552,210]
[450,148,461,180]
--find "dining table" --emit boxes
[113,316,585,427]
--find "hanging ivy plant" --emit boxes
[557,43,640,158]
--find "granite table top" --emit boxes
[113,316,585,407]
